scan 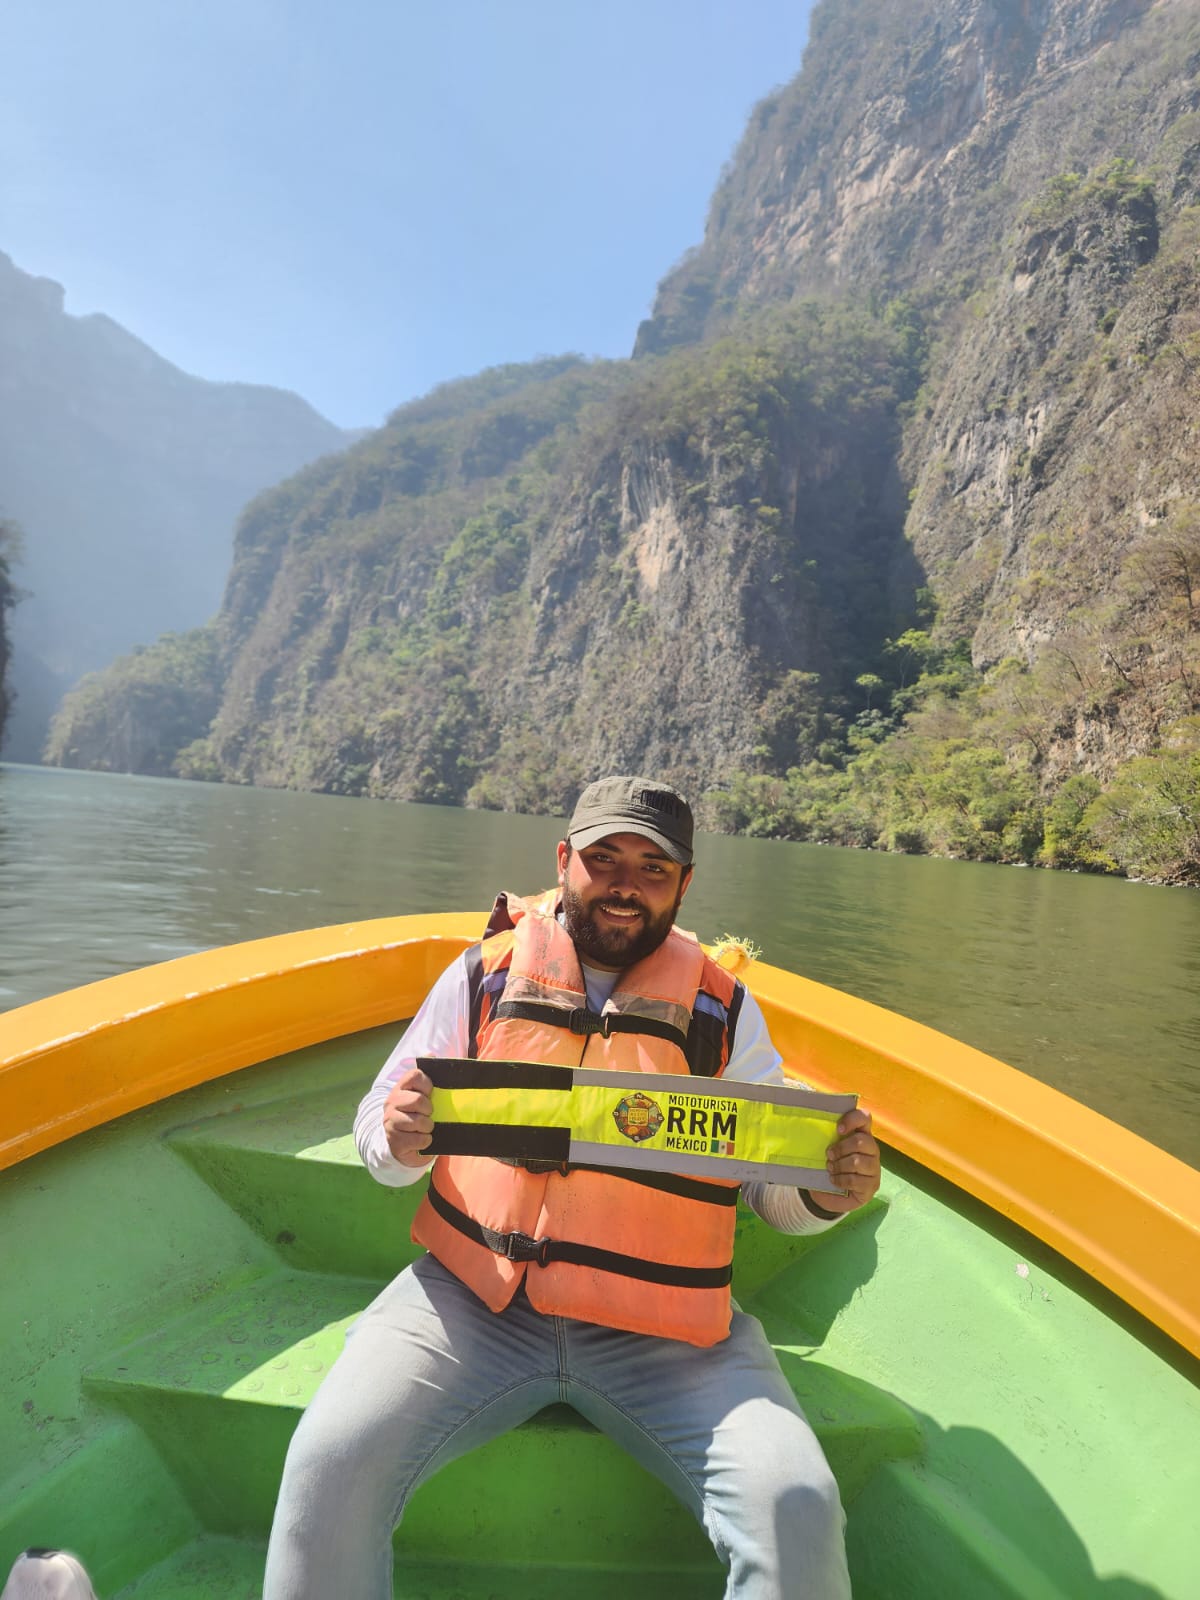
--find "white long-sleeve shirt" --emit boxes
[356,950,844,1236]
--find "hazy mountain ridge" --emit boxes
[0,250,354,759]
[45,0,1200,879]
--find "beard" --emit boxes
[560,879,684,969]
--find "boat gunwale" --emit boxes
[2,911,1198,1361]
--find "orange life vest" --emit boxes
[411,888,746,1346]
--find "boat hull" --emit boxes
[2,918,1198,1596]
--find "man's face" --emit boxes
[557,831,693,970]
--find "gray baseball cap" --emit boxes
[567,776,694,865]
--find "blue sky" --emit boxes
[2,1,815,429]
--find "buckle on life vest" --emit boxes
[568,1008,610,1036]
[502,1230,553,1267]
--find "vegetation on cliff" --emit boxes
[0,517,20,748]
[45,628,221,777]
[709,540,1200,886]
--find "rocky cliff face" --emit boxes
[45,0,1200,861]
[637,0,1167,350]
[0,251,352,760]
[84,323,911,807]
[638,0,1200,782]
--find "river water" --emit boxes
[2,762,1198,1168]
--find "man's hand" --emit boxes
[818,1107,881,1213]
[383,1065,435,1167]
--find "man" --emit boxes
[264,776,880,1599]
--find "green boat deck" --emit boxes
[4,1025,1197,1597]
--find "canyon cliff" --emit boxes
[45,0,1200,876]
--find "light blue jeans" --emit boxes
[263,1254,850,1599]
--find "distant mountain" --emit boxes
[44,0,1200,882]
[0,250,354,758]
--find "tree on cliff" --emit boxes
[0,516,22,748]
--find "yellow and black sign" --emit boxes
[420,1058,856,1191]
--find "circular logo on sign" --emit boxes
[612,1092,664,1144]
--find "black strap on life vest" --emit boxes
[491,997,689,1050]
[425,1171,734,1288]
[493,1153,740,1205]
[685,979,745,1078]
[464,943,486,1061]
